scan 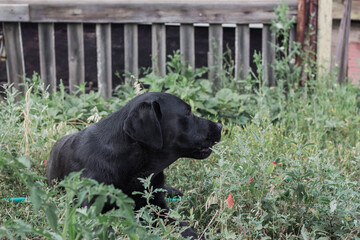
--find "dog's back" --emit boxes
[47,133,77,185]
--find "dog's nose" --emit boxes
[216,123,222,130]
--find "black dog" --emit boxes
[47,92,222,239]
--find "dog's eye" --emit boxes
[185,109,191,116]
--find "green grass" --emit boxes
[1,4,360,239]
[1,63,360,239]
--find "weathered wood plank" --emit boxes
[124,23,138,85]
[289,26,296,52]
[262,24,276,87]
[333,0,360,20]
[180,24,195,69]
[0,0,298,24]
[38,23,56,93]
[67,23,85,94]
[0,0,299,4]
[208,24,223,89]
[235,24,250,80]
[151,23,166,76]
[296,0,306,66]
[0,4,29,22]
[96,23,112,98]
[309,0,318,63]
[3,22,25,96]
[335,0,352,83]
[317,0,333,77]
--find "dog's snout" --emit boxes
[216,123,222,131]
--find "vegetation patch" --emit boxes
[1,4,360,239]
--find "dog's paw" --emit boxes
[180,226,206,240]
[163,186,184,198]
[179,222,206,240]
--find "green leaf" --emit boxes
[215,88,233,102]
[30,185,43,211]
[93,195,107,215]
[296,184,306,202]
[189,99,195,111]
[205,108,218,115]
[266,162,275,175]
[67,107,79,116]
[330,200,337,213]
[45,204,58,233]
[199,79,213,92]
[250,130,261,142]
[301,225,310,240]
[129,234,140,240]
[17,156,31,168]
[168,210,181,219]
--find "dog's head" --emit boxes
[123,92,222,159]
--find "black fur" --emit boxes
[47,92,222,239]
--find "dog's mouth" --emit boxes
[191,143,217,159]
[180,139,220,159]
[189,148,211,159]
[199,147,212,155]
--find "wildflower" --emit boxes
[248,178,254,184]
[227,193,234,209]
[275,23,283,29]
[44,159,47,167]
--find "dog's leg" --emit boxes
[152,190,204,239]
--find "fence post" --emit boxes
[235,24,250,80]
[262,24,276,87]
[334,0,351,83]
[152,23,166,76]
[180,24,195,69]
[96,23,112,99]
[38,23,56,93]
[67,23,85,94]
[317,0,333,78]
[208,24,223,89]
[124,24,138,85]
[289,27,296,52]
[3,22,25,98]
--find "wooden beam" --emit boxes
[38,23,56,93]
[3,22,25,97]
[208,24,223,89]
[296,0,307,66]
[262,24,276,87]
[335,0,352,83]
[309,0,318,64]
[235,24,250,80]
[289,26,296,52]
[67,23,85,94]
[317,0,333,77]
[180,24,195,69]
[0,4,29,22]
[0,0,298,24]
[96,23,112,99]
[124,23,138,85]
[333,0,360,20]
[151,23,166,76]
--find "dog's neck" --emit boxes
[143,150,179,175]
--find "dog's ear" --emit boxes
[123,101,163,151]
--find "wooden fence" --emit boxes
[0,0,298,99]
